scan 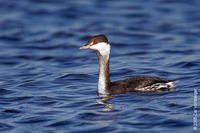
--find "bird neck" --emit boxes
[96,51,110,95]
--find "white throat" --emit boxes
[98,55,109,94]
[91,42,111,94]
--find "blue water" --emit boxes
[0,0,200,132]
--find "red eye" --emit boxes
[93,41,98,45]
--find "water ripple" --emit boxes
[0,123,14,132]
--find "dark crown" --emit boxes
[86,34,108,46]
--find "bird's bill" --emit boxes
[80,45,89,49]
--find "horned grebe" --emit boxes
[80,34,175,96]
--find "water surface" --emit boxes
[0,0,200,132]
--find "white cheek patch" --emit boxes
[90,42,110,57]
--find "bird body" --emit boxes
[80,34,175,95]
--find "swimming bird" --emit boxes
[80,34,175,96]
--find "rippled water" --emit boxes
[0,0,200,132]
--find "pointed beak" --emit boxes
[80,45,89,49]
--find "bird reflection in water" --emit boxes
[96,94,115,111]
